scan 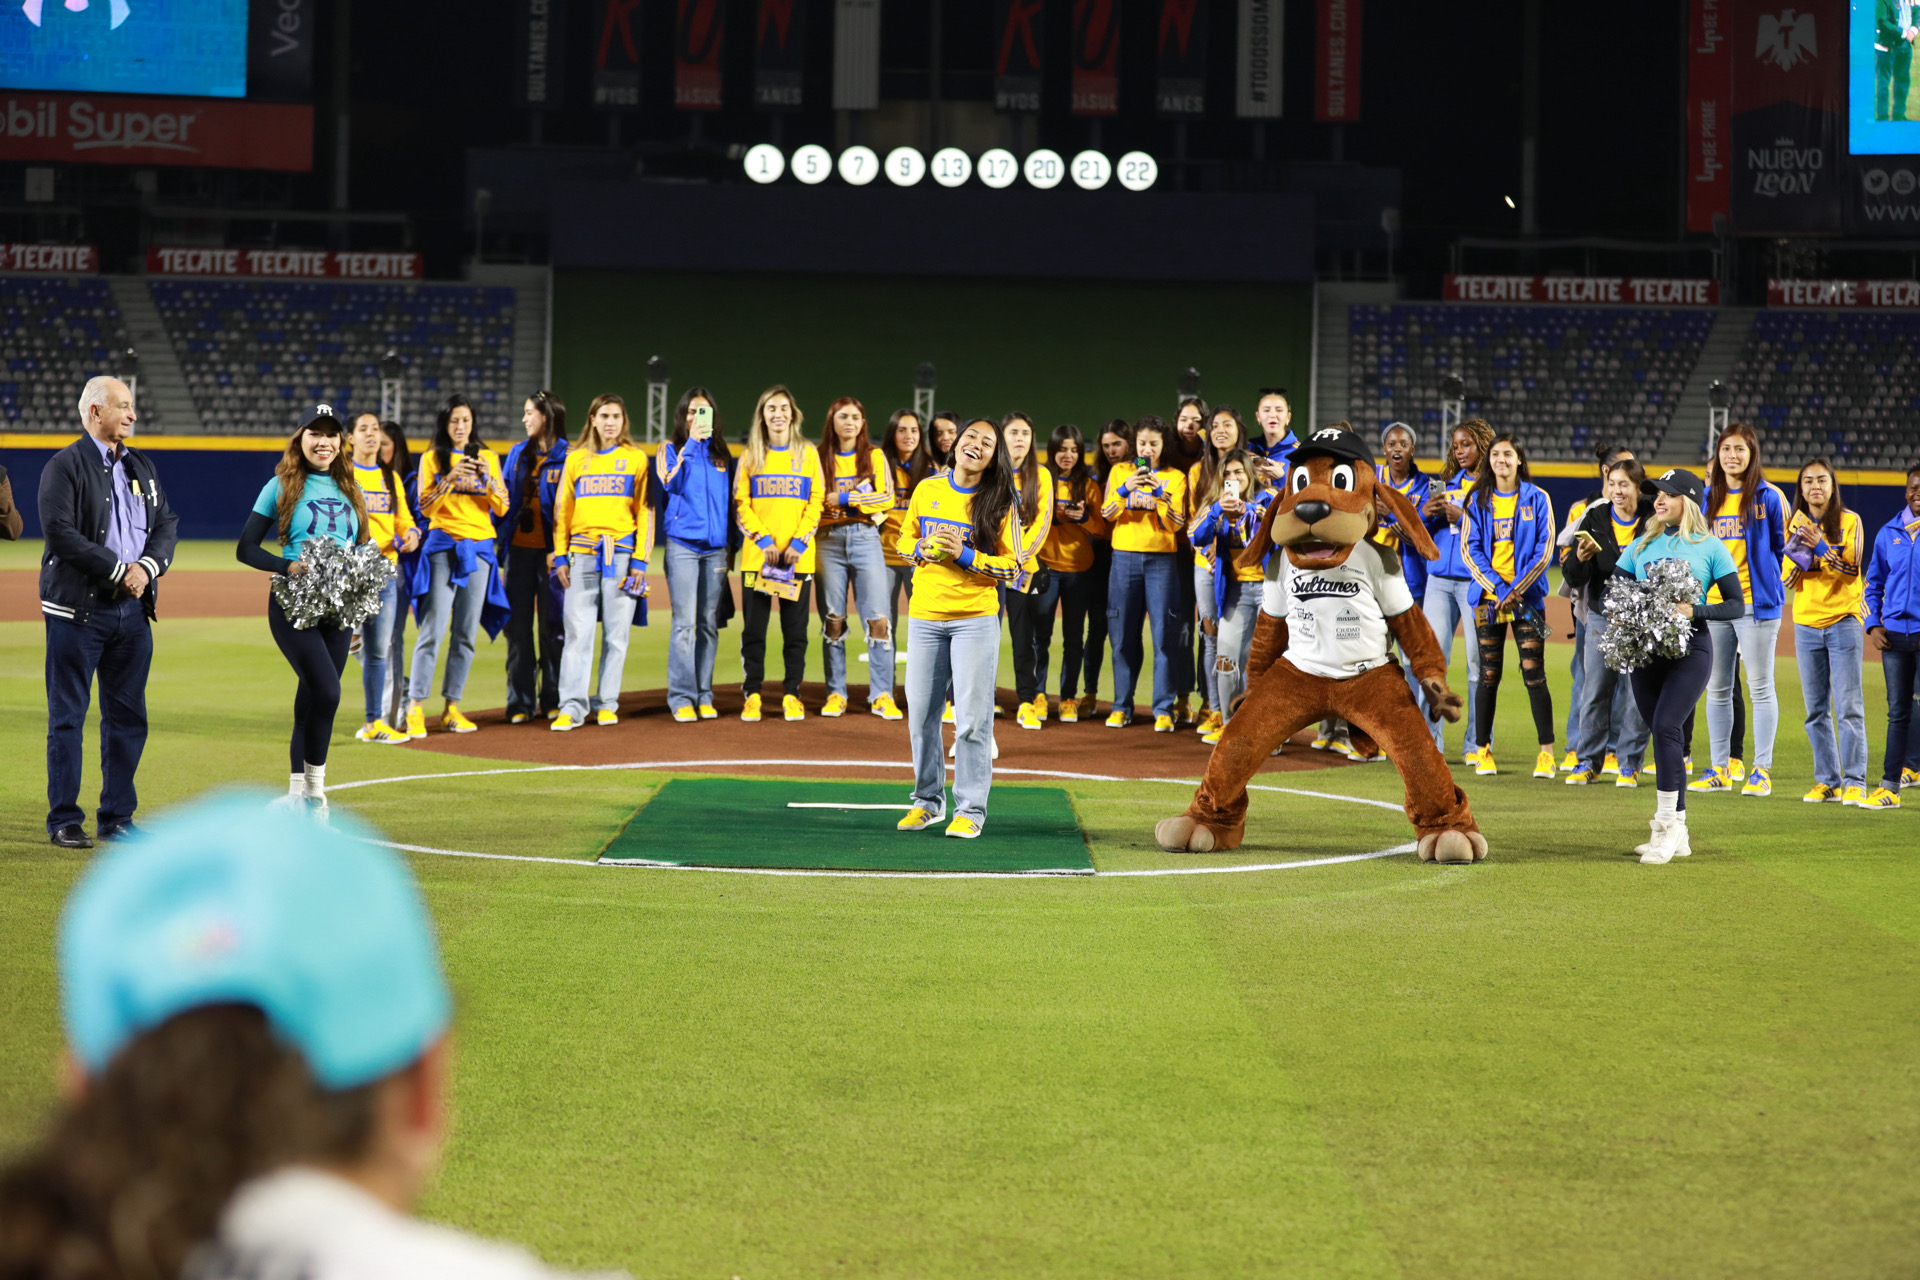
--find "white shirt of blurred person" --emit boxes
[0,793,628,1280]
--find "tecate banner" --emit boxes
[1768,277,1920,306]
[1444,275,1721,306]
[146,248,423,279]
[0,92,312,171]
[0,243,97,273]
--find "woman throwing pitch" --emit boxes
[896,418,1028,840]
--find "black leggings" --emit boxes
[1631,624,1714,806]
[741,578,809,697]
[1682,656,1746,763]
[1057,566,1105,699]
[1475,609,1554,748]
[268,595,351,773]
[1005,586,1053,704]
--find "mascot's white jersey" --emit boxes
[1261,539,1415,680]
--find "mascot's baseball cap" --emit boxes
[1642,467,1705,505]
[59,791,452,1090]
[1292,422,1374,469]
[298,403,346,434]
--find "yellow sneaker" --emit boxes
[1687,766,1731,793]
[1728,756,1746,784]
[1564,768,1598,785]
[897,806,937,831]
[1803,783,1840,803]
[406,705,427,739]
[870,693,904,721]
[1172,695,1191,727]
[942,701,955,725]
[1860,786,1902,810]
[508,712,530,725]
[360,720,409,745]
[822,693,848,718]
[1153,714,1175,733]
[698,704,719,720]
[442,704,477,733]
[1059,696,1080,723]
[1614,771,1639,788]
[672,705,697,724]
[740,693,762,722]
[943,814,982,839]
[783,694,805,722]
[1740,766,1771,797]
[1017,701,1042,731]
[1201,726,1223,745]
[1843,785,1867,807]
[1903,768,1920,788]
[1474,747,1498,776]
[596,708,619,726]
[1034,695,1050,722]
[1311,733,1334,751]
[1106,708,1131,728]
[549,713,578,732]
[1559,750,1578,771]
[1601,752,1620,776]
[1534,748,1556,779]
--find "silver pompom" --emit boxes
[271,538,398,630]
[1598,557,1699,673]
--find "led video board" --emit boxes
[0,0,248,99]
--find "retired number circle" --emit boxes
[790,144,832,185]
[1023,148,1065,190]
[1071,150,1112,191]
[838,145,879,186]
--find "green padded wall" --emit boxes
[552,271,1315,439]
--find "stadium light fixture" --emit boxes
[379,349,404,422]
[1440,374,1466,435]
[1707,380,1730,455]
[646,355,670,444]
[118,347,139,414]
[1178,367,1202,400]
[913,362,937,423]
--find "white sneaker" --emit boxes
[1667,818,1691,858]
[268,792,304,813]
[306,795,331,824]
[1639,817,1680,865]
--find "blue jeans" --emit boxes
[815,523,895,702]
[559,551,638,719]
[1878,630,1920,789]
[1796,618,1867,791]
[1195,562,1220,710]
[1565,613,1587,746]
[1108,549,1180,716]
[1576,614,1649,774]
[666,540,728,711]
[1707,616,1780,770]
[1211,578,1263,715]
[1422,575,1482,753]
[45,596,151,833]
[906,613,1000,824]
[359,578,400,724]
[409,550,490,703]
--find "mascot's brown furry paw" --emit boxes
[1155,422,1486,862]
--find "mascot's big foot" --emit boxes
[1155,814,1241,853]
[1417,829,1488,864]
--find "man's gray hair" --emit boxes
[77,375,125,426]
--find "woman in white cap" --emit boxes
[0,793,625,1279]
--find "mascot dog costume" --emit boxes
[1155,423,1487,864]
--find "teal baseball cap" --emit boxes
[59,791,452,1090]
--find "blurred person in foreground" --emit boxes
[0,792,627,1280]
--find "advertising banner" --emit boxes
[1314,0,1360,121]
[1236,0,1283,118]
[0,243,96,273]
[1685,0,1730,231]
[1728,0,1843,232]
[145,248,423,279]
[832,0,880,110]
[754,0,806,110]
[1071,0,1121,115]
[0,93,311,170]
[675,0,724,109]
[1155,0,1207,117]
[511,0,568,109]
[247,0,314,102]
[1443,275,1721,306]
[591,0,642,109]
[1768,277,1920,306]
[993,0,1044,113]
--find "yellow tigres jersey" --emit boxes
[735,443,825,575]
[1489,489,1520,584]
[1708,489,1751,605]
[1039,473,1109,573]
[551,445,653,563]
[418,447,508,542]
[352,463,417,562]
[1788,508,1866,628]
[1101,464,1187,554]
[882,457,918,568]
[818,445,893,528]
[896,474,1026,620]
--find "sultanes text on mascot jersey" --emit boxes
[1155,422,1488,864]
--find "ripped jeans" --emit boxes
[1474,601,1555,748]
[814,522,895,703]
[1210,578,1264,717]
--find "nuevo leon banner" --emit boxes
[1728,0,1843,232]
[0,93,311,171]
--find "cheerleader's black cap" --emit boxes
[1642,467,1704,504]
[298,403,346,434]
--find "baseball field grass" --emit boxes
[1,545,1916,1277]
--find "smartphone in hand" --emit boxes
[691,405,714,440]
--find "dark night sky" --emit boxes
[341,0,1686,266]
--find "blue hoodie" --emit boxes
[659,436,735,555]
[1865,507,1920,633]
[1424,470,1478,581]
[1710,482,1790,622]
[1461,481,1556,611]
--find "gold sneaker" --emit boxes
[1533,748,1556,779]
[442,704,477,733]
[897,806,937,831]
[672,705,697,723]
[406,705,427,739]
[783,694,805,722]
[1059,697,1080,723]
[595,708,619,727]
[822,693,848,718]
[1859,786,1901,810]
[1017,701,1042,730]
[1474,748,1498,776]
[870,694,904,721]
[740,693,762,722]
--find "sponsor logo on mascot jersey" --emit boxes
[1264,539,1415,681]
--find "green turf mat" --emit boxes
[600,778,1094,873]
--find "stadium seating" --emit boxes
[1726,311,1920,470]
[150,280,518,436]
[0,277,151,433]
[1346,304,1714,462]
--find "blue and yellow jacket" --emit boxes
[895,474,1028,620]
[499,435,570,556]
[1189,490,1272,615]
[1865,508,1920,632]
[735,443,825,575]
[1373,463,1433,605]
[1710,482,1791,622]
[1461,481,1555,611]
[659,436,735,555]
[1424,471,1476,580]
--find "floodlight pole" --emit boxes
[1707,380,1730,459]
[379,349,404,423]
[913,362,937,424]
[119,348,139,417]
[646,355,670,443]
[1440,374,1465,436]
[1178,366,1201,407]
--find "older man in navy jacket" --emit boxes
[39,375,179,848]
